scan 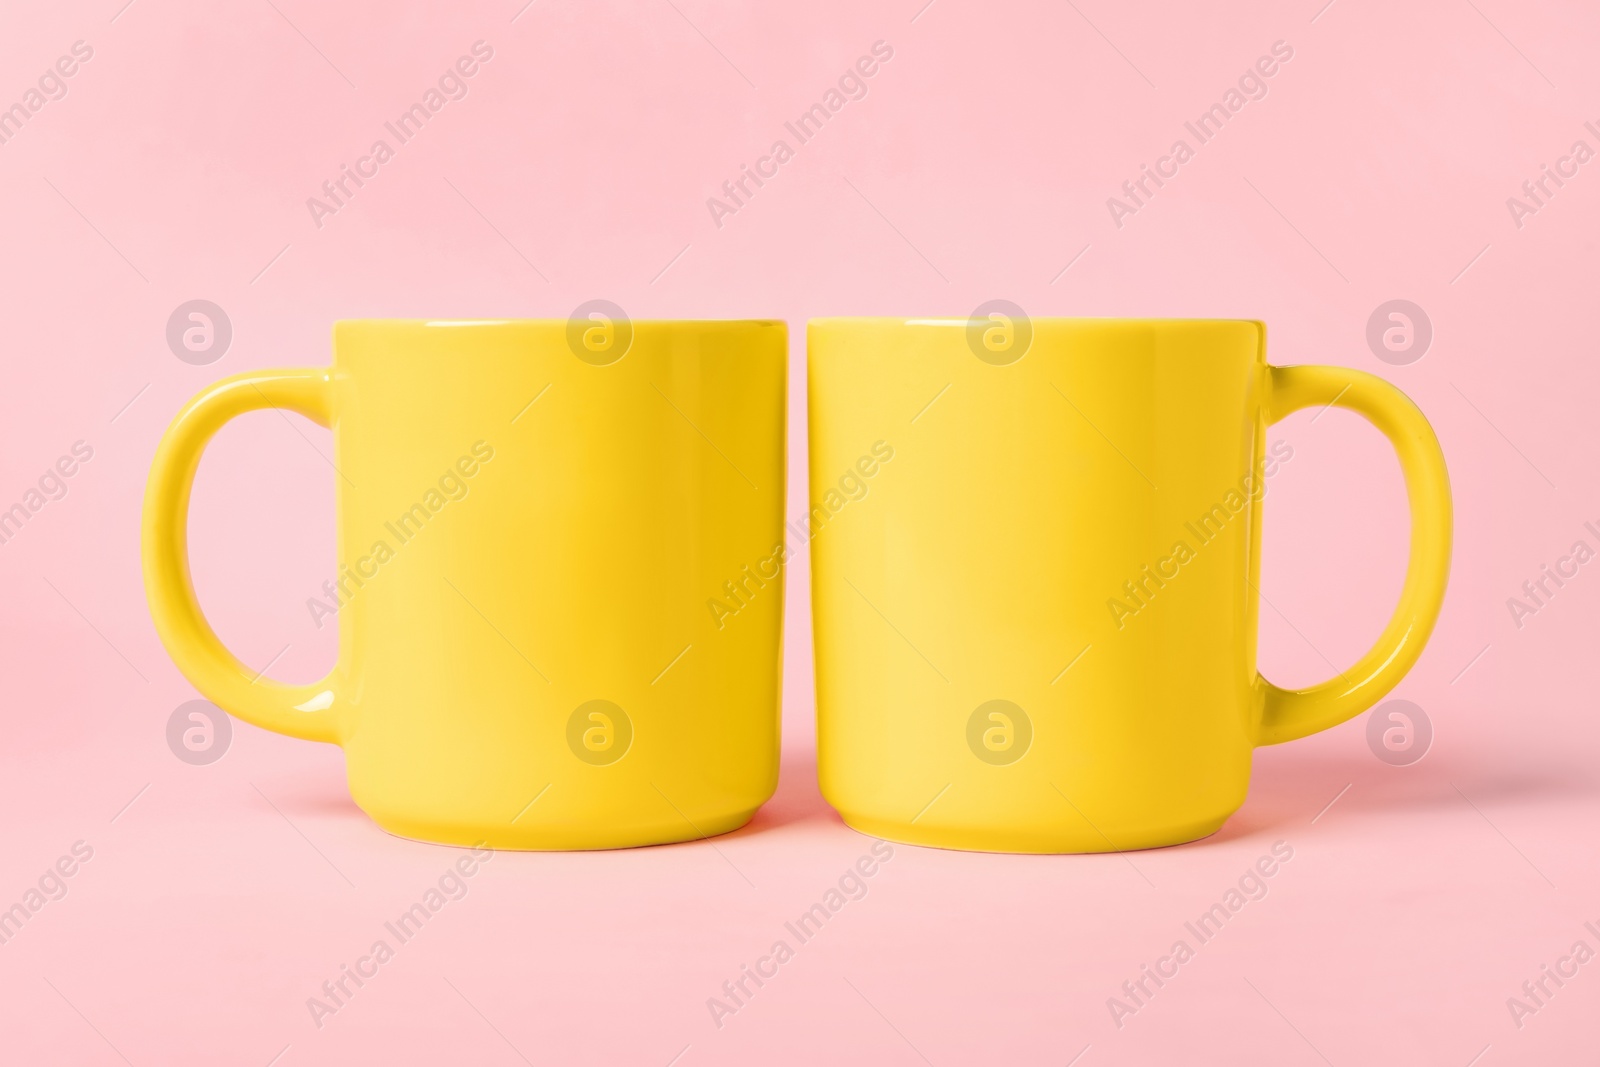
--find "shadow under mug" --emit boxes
[143,319,788,849]
[807,317,1451,853]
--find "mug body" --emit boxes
[332,319,786,848]
[808,318,1271,853]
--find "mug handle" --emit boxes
[142,368,345,744]
[1255,364,1452,745]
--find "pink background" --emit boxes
[2,0,1597,1063]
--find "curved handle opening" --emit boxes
[1255,364,1452,746]
[141,368,346,744]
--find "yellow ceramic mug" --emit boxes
[808,317,1450,853]
[144,319,787,849]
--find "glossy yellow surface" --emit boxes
[808,318,1450,853]
[144,320,788,849]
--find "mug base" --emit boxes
[369,805,761,852]
[835,810,1232,855]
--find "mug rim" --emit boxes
[334,318,785,329]
[808,316,1265,327]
